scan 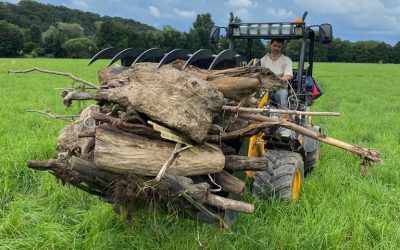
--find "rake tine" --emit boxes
[107,48,144,67]
[88,47,123,66]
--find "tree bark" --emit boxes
[94,125,226,176]
[205,193,254,214]
[214,170,246,195]
[224,155,268,171]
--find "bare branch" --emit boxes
[26,110,79,122]
[223,105,341,116]
[9,67,99,90]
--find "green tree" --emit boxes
[0,20,24,57]
[42,22,84,57]
[95,20,130,49]
[186,13,215,51]
[23,41,36,54]
[161,26,186,51]
[28,24,42,45]
[64,37,98,58]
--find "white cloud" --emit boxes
[235,8,250,21]
[226,0,254,8]
[149,6,161,17]
[293,0,400,38]
[173,8,196,18]
[71,0,88,9]
[265,8,294,20]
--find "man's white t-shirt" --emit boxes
[260,54,293,78]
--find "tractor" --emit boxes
[88,11,333,219]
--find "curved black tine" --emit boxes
[107,48,144,67]
[208,49,238,70]
[131,48,164,66]
[157,49,189,69]
[88,47,123,66]
[183,49,213,69]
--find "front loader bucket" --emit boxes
[183,49,214,69]
[88,47,123,66]
[208,49,238,70]
[131,48,164,66]
[157,49,189,69]
[107,48,144,67]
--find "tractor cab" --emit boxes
[210,11,333,108]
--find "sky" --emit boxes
[7,0,400,45]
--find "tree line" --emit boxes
[1,1,399,63]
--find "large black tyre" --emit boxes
[253,150,304,201]
[304,141,320,174]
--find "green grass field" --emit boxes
[1,58,399,249]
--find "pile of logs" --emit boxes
[10,60,381,227]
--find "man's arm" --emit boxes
[281,56,293,81]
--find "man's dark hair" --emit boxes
[271,39,284,44]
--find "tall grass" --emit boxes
[0,59,399,249]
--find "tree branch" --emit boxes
[9,67,99,90]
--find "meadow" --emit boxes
[0,58,399,249]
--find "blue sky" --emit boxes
[8,0,400,45]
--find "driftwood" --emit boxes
[206,193,254,214]
[240,113,382,170]
[214,170,246,195]
[223,105,341,116]
[94,125,225,176]
[8,67,99,89]
[96,62,224,142]
[224,155,268,171]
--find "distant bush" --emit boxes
[64,37,98,58]
[23,41,36,54]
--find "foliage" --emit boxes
[42,22,84,57]
[0,20,24,57]
[64,37,98,58]
[23,41,36,54]
[0,59,400,249]
[28,24,42,45]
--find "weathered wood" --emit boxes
[160,174,210,202]
[223,105,341,116]
[57,105,99,162]
[71,156,120,183]
[214,170,246,195]
[9,67,99,89]
[62,90,96,107]
[175,61,286,99]
[207,121,278,142]
[98,66,129,83]
[240,113,382,165]
[96,62,224,143]
[94,125,225,176]
[91,111,161,140]
[205,193,254,214]
[224,155,268,171]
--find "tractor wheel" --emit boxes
[253,150,304,201]
[304,140,320,174]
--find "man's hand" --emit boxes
[280,75,293,81]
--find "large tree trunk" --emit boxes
[95,62,224,143]
[94,125,225,176]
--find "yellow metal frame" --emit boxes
[246,91,268,178]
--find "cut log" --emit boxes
[98,66,129,83]
[205,193,254,214]
[224,155,268,171]
[214,170,246,195]
[96,62,224,143]
[160,174,210,202]
[94,125,225,176]
[62,90,95,107]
